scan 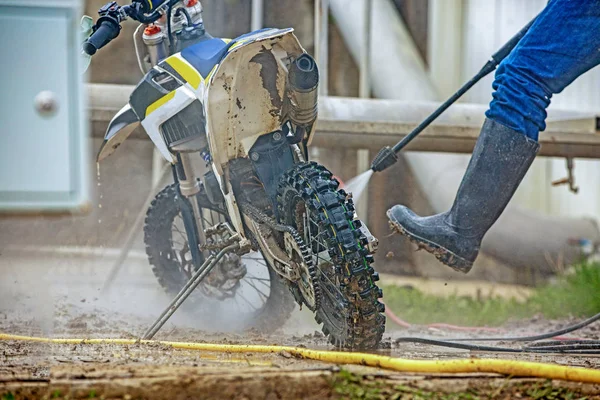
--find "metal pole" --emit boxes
[314,0,329,96]
[356,0,372,221]
[251,0,263,32]
[142,243,239,340]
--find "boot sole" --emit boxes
[386,211,473,274]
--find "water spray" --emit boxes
[369,15,538,174]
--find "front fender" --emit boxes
[97,104,140,162]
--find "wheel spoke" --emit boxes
[244,256,266,261]
[171,239,186,247]
[245,276,272,289]
[243,257,268,266]
[244,280,269,303]
[172,225,188,243]
[233,297,242,313]
[237,292,259,311]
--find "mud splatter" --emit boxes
[249,46,282,117]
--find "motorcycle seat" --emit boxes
[181,38,233,78]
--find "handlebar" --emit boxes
[83,1,174,56]
[83,15,121,56]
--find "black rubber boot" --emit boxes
[387,118,540,273]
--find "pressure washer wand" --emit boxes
[370,15,539,173]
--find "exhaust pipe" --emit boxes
[285,54,319,143]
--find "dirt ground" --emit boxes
[1,250,600,399]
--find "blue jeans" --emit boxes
[486,0,600,141]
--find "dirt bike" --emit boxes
[85,0,385,349]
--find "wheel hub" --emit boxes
[201,253,247,299]
[173,224,247,300]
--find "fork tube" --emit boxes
[172,164,205,268]
[176,153,209,247]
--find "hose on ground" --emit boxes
[1,333,600,384]
[391,312,600,354]
[383,300,596,340]
[526,340,600,347]
[384,301,600,353]
[447,311,600,342]
[394,337,520,353]
[394,337,600,354]
[383,300,585,340]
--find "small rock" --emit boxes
[67,321,87,330]
[279,350,292,359]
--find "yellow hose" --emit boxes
[2,332,600,384]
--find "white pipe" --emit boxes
[314,0,329,96]
[356,0,373,221]
[251,0,263,32]
[427,0,463,98]
[359,0,372,99]
[329,0,438,101]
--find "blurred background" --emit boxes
[1,0,599,301]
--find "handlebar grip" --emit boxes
[83,17,120,56]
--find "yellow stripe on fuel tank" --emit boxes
[165,56,202,89]
[204,65,219,84]
[146,91,176,117]
[229,40,246,52]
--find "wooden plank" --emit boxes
[88,84,600,159]
[313,119,600,158]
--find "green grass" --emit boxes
[529,261,600,319]
[331,370,587,400]
[381,261,600,327]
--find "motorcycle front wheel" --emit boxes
[143,183,296,332]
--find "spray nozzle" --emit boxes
[370,146,398,172]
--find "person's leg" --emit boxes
[387,0,600,273]
[486,0,600,140]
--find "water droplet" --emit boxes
[96,163,101,186]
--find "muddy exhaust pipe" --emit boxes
[285,54,319,143]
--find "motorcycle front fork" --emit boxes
[172,152,207,270]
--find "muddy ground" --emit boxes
[1,250,599,399]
